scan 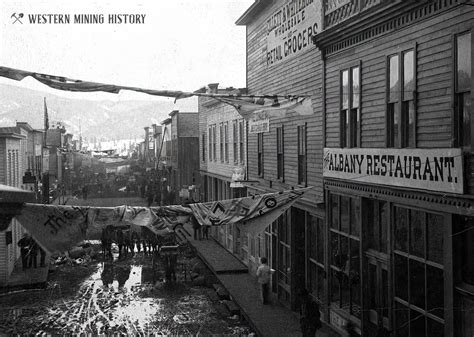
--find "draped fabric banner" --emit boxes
[0,66,312,119]
[190,187,310,236]
[208,93,313,119]
[15,188,310,253]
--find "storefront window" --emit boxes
[329,193,361,318]
[331,194,339,229]
[308,215,325,301]
[426,213,443,264]
[410,210,425,258]
[393,206,444,336]
[277,213,290,285]
[350,198,360,237]
[394,207,408,252]
[366,200,388,252]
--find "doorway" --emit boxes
[365,252,390,336]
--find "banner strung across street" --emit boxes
[15,188,310,253]
[0,66,313,119]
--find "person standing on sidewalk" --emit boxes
[256,257,271,304]
[299,288,321,337]
[18,233,32,270]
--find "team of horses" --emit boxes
[100,225,166,259]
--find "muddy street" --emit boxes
[0,245,253,336]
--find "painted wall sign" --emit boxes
[323,148,464,194]
[249,118,270,134]
[266,0,322,67]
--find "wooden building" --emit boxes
[311,0,474,336]
[160,110,200,202]
[236,0,325,312]
[197,84,248,257]
[237,0,473,336]
[0,127,39,287]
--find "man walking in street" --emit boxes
[256,257,271,304]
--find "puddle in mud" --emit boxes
[0,255,253,336]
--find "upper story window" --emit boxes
[454,32,472,149]
[219,123,224,163]
[276,126,284,181]
[211,125,217,161]
[297,124,307,186]
[224,122,229,163]
[201,132,206,162]
[233,120,238,164]
[257,132,264,177]
[340,65,361,148]
[239,120,245,164]
[208,125,214,161]
[387,48,416,148]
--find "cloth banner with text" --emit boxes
[15,188,310,253]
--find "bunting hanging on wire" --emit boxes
[15,187,311,253]
[0,66,313,119]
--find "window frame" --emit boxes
[224,122,229,163]
[453,30,473,149]
[276,125,285,181]
[201,132,206,162]
[257,132,264,177]
[329,193,362,319]
[392,204,445,337]
[339,62,361,148]
[386,45,417,149]
[233,120,238,165]
[307,214,325,303]
[219,123,224,163]
[212,125,217,161]
[208,125,214,161]
[239,120,245,164]
[297,123,307,186]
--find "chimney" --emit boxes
[207,83,219,94]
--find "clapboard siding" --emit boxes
[0,139,5,184]
[245,0,324,204]
[324,5,471,153]
[0,231,6,286]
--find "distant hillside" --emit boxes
[0,83,198,140]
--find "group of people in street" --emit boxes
[17,233,46,270]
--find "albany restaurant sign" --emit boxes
[323,148,464,194]
[266,0,321,67]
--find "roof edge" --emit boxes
[235,0,269,26]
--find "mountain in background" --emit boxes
[0,83,198,141]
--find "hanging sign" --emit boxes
[249,110,270,134]
[249,119,270,134]
[230,166,246,188]
[266,0,322,67]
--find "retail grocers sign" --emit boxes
[266,0,321,67]
[323,148,464,194]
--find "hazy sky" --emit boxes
[0,0,253,101]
